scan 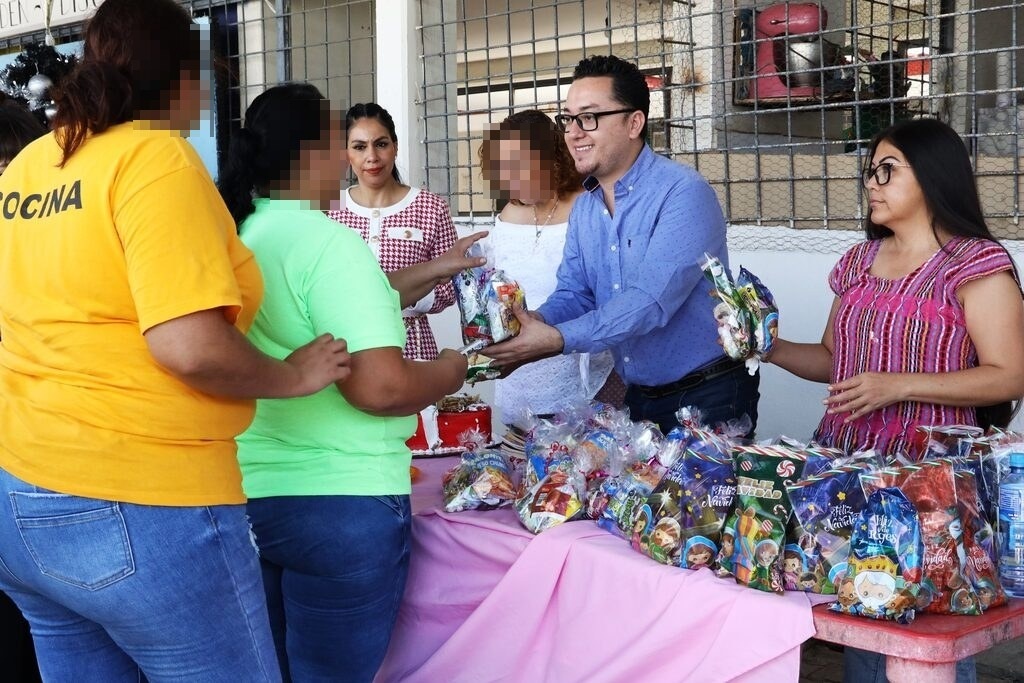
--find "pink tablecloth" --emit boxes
[381,458,820,682]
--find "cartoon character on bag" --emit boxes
[649,517,682,565]
[836,577,858,609]
[799,572,819,592]
[683,536,717,570]
[631,505,652,553]
[782,545,806,590]
[748,539,780,592]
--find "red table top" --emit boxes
[812,599,1024,662]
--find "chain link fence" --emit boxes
[419,0,1023,243]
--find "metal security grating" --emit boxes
[181,0,376,165]
[418,0,1024,239]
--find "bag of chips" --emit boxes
[787,465,869,593]
[830,487,923,624]
[861,460,981,615]
[442,449,517,512]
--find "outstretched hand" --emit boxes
[823,372,906,422]
[484,306,563,366]
[432,231,489,282]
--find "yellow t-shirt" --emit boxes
[0,122,262,506]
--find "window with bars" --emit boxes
[418,0,1023,238]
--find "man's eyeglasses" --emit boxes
[861,162,911,188]
[554,109,635,133]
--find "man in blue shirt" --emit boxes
[485,54,759,435]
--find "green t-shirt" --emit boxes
[236,198,415,497]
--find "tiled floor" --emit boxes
[799,638,1024,682]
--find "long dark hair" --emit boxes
[479,109,582,203]
[345,102,401,183]
[865,118,994,242]
[866,118,1019,429]
[0,99,46,163]
[52,0,200,165]
[217,83,331,227]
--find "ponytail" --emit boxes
[217,128,261,226]
[216,83,331,229]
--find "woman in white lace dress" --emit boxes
[479,110,615,426]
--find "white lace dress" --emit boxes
[489,216,614,426]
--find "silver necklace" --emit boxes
[532,196,559,247]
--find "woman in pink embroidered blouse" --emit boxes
[327,103,459,360]
[767,118,1024,460]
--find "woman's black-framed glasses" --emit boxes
[861,162,911,189]
[554,109,635,133]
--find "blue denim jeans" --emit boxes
[843,647,977,683]
[247,494,412,683]
[624,363,761,436]
[0,466,280,682]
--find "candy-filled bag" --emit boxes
[736,266,779,359]
[630,424,728,565]
[699,254,754,366]
[830,487,923,624]
[442,449,517,512]
[717,446,804,593]
[678,449,736,570]
[861,460,981,615]
[633,461,688,565]
[786,465,869,594]
[953,470,1006,610]
[594,460,667,539]
[453,242,526,347]
[515,457,585,534]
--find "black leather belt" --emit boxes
[632,356,744,399]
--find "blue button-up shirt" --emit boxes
[536,145,729,387]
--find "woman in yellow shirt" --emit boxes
[0,1,349,679]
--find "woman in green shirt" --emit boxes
[218,83,480,682]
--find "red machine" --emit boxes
[753,2,829,101]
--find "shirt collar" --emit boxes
[580,144,654,194]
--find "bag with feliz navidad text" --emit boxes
[717,446,804,593]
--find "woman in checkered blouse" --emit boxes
[327,103,457,361]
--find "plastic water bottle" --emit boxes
[998,452,1024,598]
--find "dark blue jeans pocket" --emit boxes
[11,492,135,591]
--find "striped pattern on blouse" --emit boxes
[813,237,1015,458]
